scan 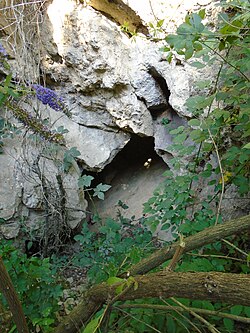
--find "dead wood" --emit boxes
[53,214,250,333]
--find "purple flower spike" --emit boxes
[32,84,66,112]
[0,43,7,57]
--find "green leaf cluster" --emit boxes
[150,0,250,240]
[162,1,250,197]
[0,240,63,332]
[78,174,111,200]
[72,213,156,284]
[139,2,250,331]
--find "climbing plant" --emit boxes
[144,0,250,235]
[137,1,250,331]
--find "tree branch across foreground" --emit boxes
[54,214,250,333]
[54,272,250,333]
[125,214,250,276]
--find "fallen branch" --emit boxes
[54,271,250,333]
[124,214,250,276]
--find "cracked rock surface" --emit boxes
[0,0,220,238]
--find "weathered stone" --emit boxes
[48,108,131,170]
[132,69,167,110]
[0,0,246,240]
[221,185,250,221]
[106,90,153,136]
[0,132,88,237]
[153,109,187,163]
[0,223,20,239]
[87,0,149,35]
[0,137,22,221]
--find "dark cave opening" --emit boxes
[92,135,165,185]
[87,134,167,219]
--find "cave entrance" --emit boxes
[90,135,167,220]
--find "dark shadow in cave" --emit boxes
[147,66,171,121]
[88,135,167,219]
[148,67,170,103]
[93,135,165,185]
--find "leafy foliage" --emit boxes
[0,240,63,332]
[78,175,111,200]
[132,1,250,332]
[144,0,250,237]
[73,209,156,284]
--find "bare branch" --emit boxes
[54,271,250,333]
[124,214,250,276]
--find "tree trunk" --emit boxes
[0,256,29,333]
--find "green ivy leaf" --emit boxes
[219,40,226,51]
[244,306,250,317]
[78,175,94,188]
[185,45,194,60]
[56,126,69,134]
[166,51,173,63]
[157,19,164,28]
[188,119,200,126]
[233,175,249,194]
[201,169,212,178]
[94,191,104,200]
[107,276,124,285]
[201,301,214,311]
[230,305,243,316]
[173,133,187,144]
[166,33,186,51]
[63,147,81,171]
[189,129,203,140]
[190,61,206,68]
[242,143,250,149]
[161,223,170,230]
[198,9,206,20]
[190,13,205,32]
[194,41,203,51]
[169,126,185,135]
[160,46,170,52]
[220,19,242,35]
[95,183,112,192]
[223,318,234,331]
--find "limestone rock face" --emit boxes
[0,0,223,240]
[39,0,215,163]
[0,139,22,238]
[0,133,88,239]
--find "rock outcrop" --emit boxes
[0,0,229,241]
